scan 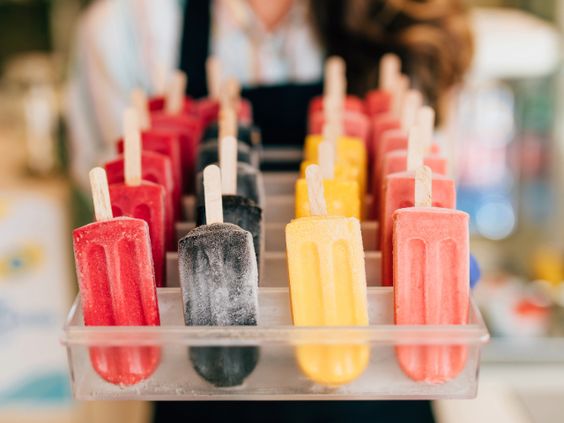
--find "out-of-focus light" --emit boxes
[475,200,515,240]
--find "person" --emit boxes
[67,0,472,190]
[66,1,473,421]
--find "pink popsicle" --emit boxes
[365,54,401,117]
[370,105,438,218]
[393,166,469,383]
[373,129,447,217]
[381,172,455,286]
[73,168,160,385]
[105,151,175,251]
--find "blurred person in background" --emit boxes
[67,0,472,191]
[67,0,472,421]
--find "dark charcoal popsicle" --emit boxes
[180,165,260,387]
[196,195,263,278]
[196,140,258,172]
[195,162,265,209]
[179,223,259,387]
[202,124,261,148]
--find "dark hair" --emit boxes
[309,0,474,123]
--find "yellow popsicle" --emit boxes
[294,178,360,219]
[286,165,369,386]
[304,134,367,195]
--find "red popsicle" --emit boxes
[148,70,195,113]
[120,96,183,217]
[110,110,167,287]
[393,166,469,383]
[105,150,175,251]
[365,53,401,116]
[308,56,365,119]
[149,71,203,193]
[308,108,370,143]
[73,167,160,385]
[367,74,408,169]
[380,126,455,286]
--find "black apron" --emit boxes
[179,0,323,148]
[153,2,434,421]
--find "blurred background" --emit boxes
[1,0,564,422]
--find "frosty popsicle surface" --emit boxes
[286,165,369,386]
[109,110,167,287]
[295,142,360,219]
[73,167,160,385]
[105,150,176,250]
[393,166,470,383]
[179,165,259,387]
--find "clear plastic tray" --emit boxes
[62,287,489,400]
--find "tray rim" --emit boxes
[61,287,490,346]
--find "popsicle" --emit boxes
[195,161,264,208]
[308,57,369,143]
[365,53,401,116]
[120,98,182,217]
[105,150,175,251]
[179,165,259,387]
[149,71,203,193]
[380,126,456,286]
[197,106,259,171]
[196,59,253,128]
[308,56,365,118]
[295,141,360,219]
[202,123,261,149]
[129,89,183,192]
[374,125,448,217]
[303,130,367,202]
[196,136,264,276]
[147,69,194,113]
[367,74,408,167]
[393,166,469,383]
[369,95,424,216]
[73,167,160,385]
[109,110,167,287]
[286,165,369,386]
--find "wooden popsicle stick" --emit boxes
[407,125,424,172]
[415,165,432,208]
[89,167,113,222]
[131,89,150,130]
[392,74,409,117]
[165,70,187,115]
[324,56,345,98]
[323,95,344,133]
[416,106,436,153]
[123,108,142,186]
[218,106,237,141]
[219,136,237,195]
[318,141,335,180]
[322,119,341,146]
[379,53,401,92]
[225,78,241,108]
[305,164,328,216]
[203,165,224,224]
[206,56,221,100]
[153,62,168,95]
[401,90,423,131]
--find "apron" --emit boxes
[179,0,323,147]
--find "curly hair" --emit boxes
[309,0,474,124]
